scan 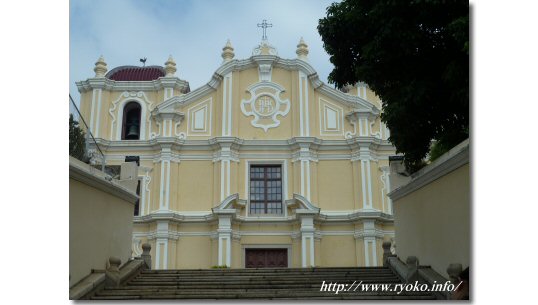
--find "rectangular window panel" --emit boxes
[250,165,283,215]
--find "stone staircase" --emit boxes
[91,267,437,300]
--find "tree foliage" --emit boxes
[69,114,86,161]
[318,0,469,171]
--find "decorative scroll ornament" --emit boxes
[240,82,290,132]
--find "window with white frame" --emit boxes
[249,165,283,215]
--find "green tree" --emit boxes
[318,0,469,172]
[69,114,86,161]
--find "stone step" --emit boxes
[135,276,398,281]
[123,281,401,289]
[137,271,396,277]
[127,279,401,287]
[97,286,420,296]
[92,291,436,300]
[90,267,436,300]
[144,266,388,270]
[141,267,389,274]
[137,273,394,279]
[131,275,400,282]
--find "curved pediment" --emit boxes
[156,56,378,113]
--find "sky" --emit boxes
[69,0,337,101]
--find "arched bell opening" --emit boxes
[121,102,142,140]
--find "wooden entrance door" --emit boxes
[245,249,288,268]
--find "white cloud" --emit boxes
[70,0,337,100]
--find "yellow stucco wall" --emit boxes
[173,236,213,269]
[319,236,357,267]
[69,165,135,287]
[176,161,215,211]
[394,164,470,278]
[317,160,355,210]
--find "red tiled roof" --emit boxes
[106,66,165,81]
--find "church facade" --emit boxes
[76,37,396,269]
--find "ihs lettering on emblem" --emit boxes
[255,95,276,118]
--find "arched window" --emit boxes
[121,102,141,140]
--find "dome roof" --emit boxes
[106,65,165,81]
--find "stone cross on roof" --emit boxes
[257,19,273,41]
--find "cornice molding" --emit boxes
[89,137,395,164]
[76,77,190,94]
[69,157,138,204]
[132,207,394,225]
[388,139,469,201]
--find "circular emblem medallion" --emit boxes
[253,95,277,118]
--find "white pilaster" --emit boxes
[295,142,315,201]
[299,214,316,267]
[158,147,172,211]
[221,72,233,136]
[361,219,378,267]
[219,159,232,202]
[359,146,374,209]
[94,89,102,138]
[379,166,392,214]
[89,88,97,134]
[155,220,169,269]
[217,215,233,267]
[140,175,146,216]
[142,168,152,216]
[299,71,310,136]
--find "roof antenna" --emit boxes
[140,57,147,67]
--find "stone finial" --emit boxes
[105,256,121,288]
[141,243,152,269]
[164,55,177,77]
[296,37,309,60]
[447,263,463,283]
[221,39,235,63]
[94,55,108,78]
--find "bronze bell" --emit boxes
[126,122,140,139]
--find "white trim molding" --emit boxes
[187,98,212,137]
[221,73,233,136]
[109,91,154,141]
[388,139,469,201]
[319,98,344,137]
[244,159,289,218]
